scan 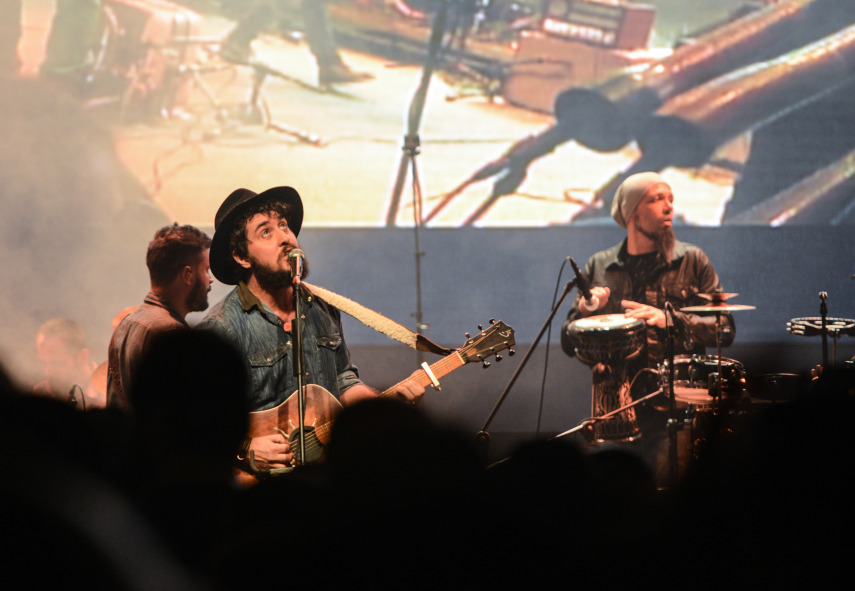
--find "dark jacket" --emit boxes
[562,239,735,366]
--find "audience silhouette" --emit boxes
[0,359,207,590]
[1,339,853,589]
[126,328,249,574]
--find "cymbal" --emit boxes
[681,303,756,312]
[697,292,738,302]
[682,293,754,312]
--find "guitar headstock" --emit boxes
[459,320,515,367]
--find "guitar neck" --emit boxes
[379,352,465,399]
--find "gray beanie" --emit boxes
[611,172,668,228]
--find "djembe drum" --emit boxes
[565,314,647,442]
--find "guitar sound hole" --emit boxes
[289,426,325,465]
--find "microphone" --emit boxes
[288,249,305,284]
[66,385,80,408]
[664,301,693,349]
[663,301,677,324]
[569,257,599,311]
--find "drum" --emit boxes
[565,314,646,366]
[659,355,746,409]
[566,314,647,442]
[746,373,805,405]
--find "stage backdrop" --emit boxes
[2,1,854,459]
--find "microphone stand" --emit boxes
[66,385,80,409]
[292,275,306,466]
[549,387,663,442]
[475,279,578,458]
[663,303,680,489]
[486,384,664,469]
[819,291,829,368]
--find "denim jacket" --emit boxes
[562,239,735,365]
[198,283,363,411]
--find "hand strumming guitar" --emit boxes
[248,432,293,469]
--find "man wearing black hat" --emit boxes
[199,186,424,471]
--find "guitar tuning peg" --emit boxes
[482,360,491,368]
[495,354,503,362]
[489,318,495,324]
[478,324,483,331]
[508,348,515,356]
[465,332,471,339]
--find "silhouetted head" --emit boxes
[130,328,248,463]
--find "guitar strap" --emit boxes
[303,282,452,356]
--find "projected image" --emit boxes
[2,0,855,389]
[4,8,855,574]
[6,0,854,230]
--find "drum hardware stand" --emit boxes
[681,293,754,409]
[714,310,725,405]
[663,303,681,489]
[476,278,579,458]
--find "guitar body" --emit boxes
[235,384,343,486]
[249,384,343,463]
[235,320,515,486]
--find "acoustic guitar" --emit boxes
[240,320,515,479]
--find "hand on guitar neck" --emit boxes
[383,369,427,403]
[339,369,426,406]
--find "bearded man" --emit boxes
[561,172,737,482]
[198,186,424,472]
[107,224,213,410]
[562,172,735,367]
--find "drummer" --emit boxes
[561,171,735,371]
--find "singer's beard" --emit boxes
[250,252,310,290]
[638,224,676,261]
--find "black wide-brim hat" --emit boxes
[209,186,303,285]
